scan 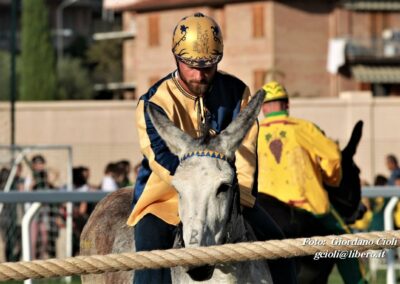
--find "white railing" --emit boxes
[0,187,399,283]
[0,144,74,283]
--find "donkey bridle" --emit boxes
[175,150,242,281]
[175,181,242,281]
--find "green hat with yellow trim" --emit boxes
[262,81,289,103]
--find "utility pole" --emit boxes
[56,0,78,62]
[10,0,17,146]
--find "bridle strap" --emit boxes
[176,182,242,247]
[180,150,229,163]
[224,182,244,244]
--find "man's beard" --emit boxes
[187,80,209,96]
[179,72,211,96]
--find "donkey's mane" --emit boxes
[196,134,213,146]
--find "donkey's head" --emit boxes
[147,90,265,248]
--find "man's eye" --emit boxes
[216,183,231,196]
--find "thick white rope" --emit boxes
[0,230,398,281]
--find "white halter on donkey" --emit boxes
[80,90,272,284]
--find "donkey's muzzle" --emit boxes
[187,265,215,281]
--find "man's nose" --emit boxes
[193,69,206,81]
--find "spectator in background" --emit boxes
[24,155,58,259]
[0,164,24,261]
[386,154,400,185]
[81,166,96,190]
[0,164,24,191]
[73,166,90,192]
[79,166,98,216]
[132,162,142,186]
[8,164,24,261]
[369,174,389,232]
[24,155,52,191]
[116,160,132,188]
[374,174,388,187]
[393,177,400,229]
[12,164,25,191]
[71,166,92,255]
[0,167,10,190]
[100,163,118,192]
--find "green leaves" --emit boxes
[20,0,56,101]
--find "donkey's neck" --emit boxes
[214,213,272,283]
[214,184,272,282]
[226,213,249,243]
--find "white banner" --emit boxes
[104,0,140,10]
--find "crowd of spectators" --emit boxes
[0,155,141,260]
[1,152,400,260]
[352,154,400,232]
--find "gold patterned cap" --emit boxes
[262,81,289,103]
[172,13,223,68]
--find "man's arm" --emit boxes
[301,122,341,186]
[136,99,179,185]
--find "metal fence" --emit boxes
[0,188,400,284]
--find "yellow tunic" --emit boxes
[127,71,258,226]
[257,111,341,215]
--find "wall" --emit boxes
[0,101,139,186]
[0,92,399,186]
[120,1,338,97]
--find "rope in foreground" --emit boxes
[0,230,399,281]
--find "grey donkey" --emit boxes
[80,89,273,284]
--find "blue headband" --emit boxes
[180,150,228,163]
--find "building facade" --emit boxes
[105,0,400,98]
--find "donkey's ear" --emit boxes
[210,89,265,159]
[147,103,195,157]
[342,120,363,159]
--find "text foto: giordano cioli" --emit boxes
[302,237,398,246]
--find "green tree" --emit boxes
[57,57,93,100]
[0,51,10,101]
[20,0,56,101]
[0,52,21,101]
[86,39,122,84]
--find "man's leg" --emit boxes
[317,210,367,284]
[243,203,297,284]
[134,214,176,284]
[258,193,337,283]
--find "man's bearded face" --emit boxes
[177,60,217,96]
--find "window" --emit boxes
[254,69,267,91]
[148,14,160,46]
[252,4,265,38]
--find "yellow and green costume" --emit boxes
[258,110,341,214]
[257,110,366,284]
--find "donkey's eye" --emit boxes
[216,183,231,196]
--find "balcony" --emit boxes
[341,0,400,11]
[346,33,400,64]
[339,32,400,84]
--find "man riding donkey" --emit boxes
[127,13,296,284]
[256,81,367,283]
